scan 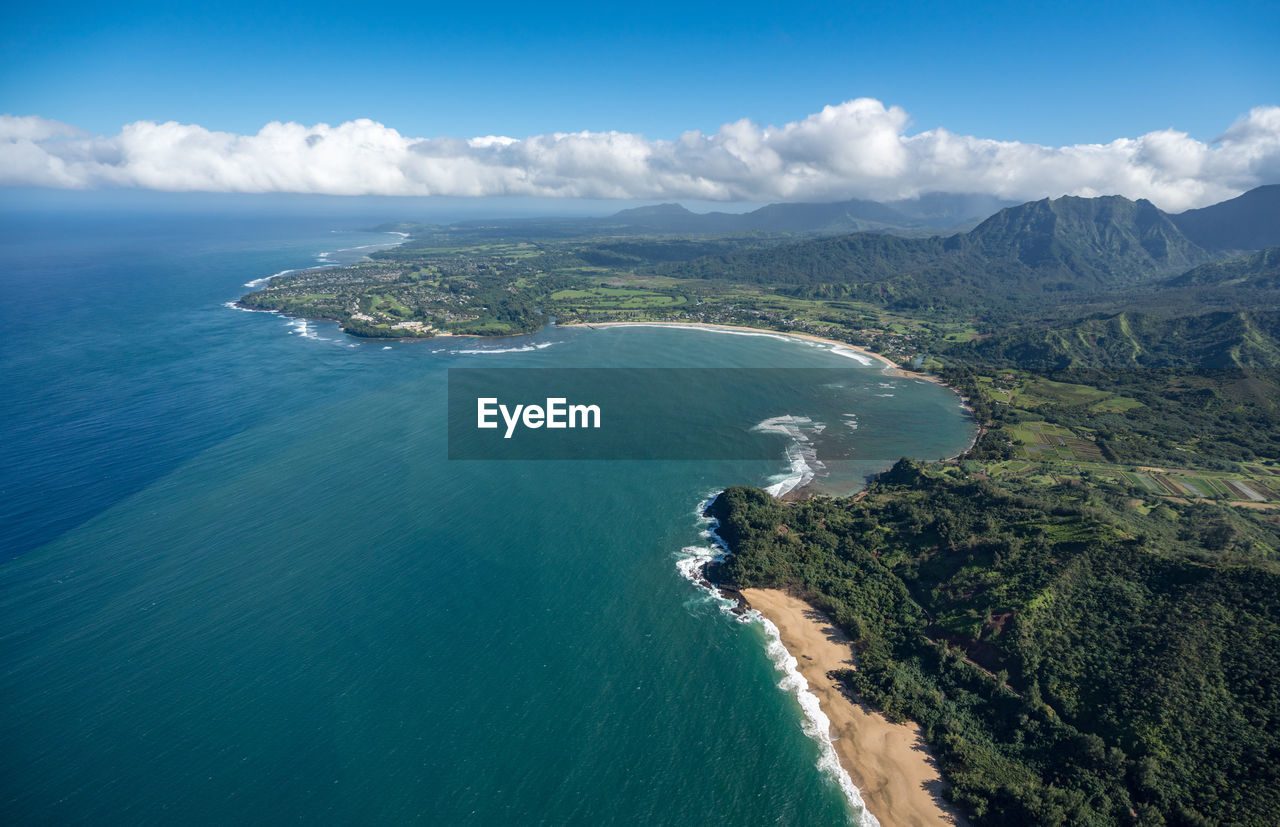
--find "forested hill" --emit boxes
[961,196,1208,286]
[1164,246,1280,290]
[959,309,1280,372]
[708,473,1280,825]
[655,231,949,284]
[660,194,1218,303]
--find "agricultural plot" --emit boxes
[942,326,983,343]
[986,460,1032,476]
[974,376,1014,404]
[1119,471,1164,493]
[991,373,1142,413]
[1225,479,1278,501]
[1009,422,1105,463]
[1124,467,1280,502]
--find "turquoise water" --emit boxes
[0,202,972,824]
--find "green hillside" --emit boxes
[962,196,1209,288]
[709,472,1280,826]
[659,194,1214,312]
[963,310,1280,372]
[1165,247,1280,290]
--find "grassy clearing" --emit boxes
[549,286,686,309]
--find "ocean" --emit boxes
[0,199,973,824]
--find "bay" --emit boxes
[0,199,972,824]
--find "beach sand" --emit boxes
[559,321,977,478]
[556,320,913,374]
[740,588,968,827]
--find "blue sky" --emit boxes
[2,1,1278,209]
[4,0,1277,145]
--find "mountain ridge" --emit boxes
[658,192,1237,305]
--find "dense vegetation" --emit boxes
[943,310,1280,467]
[709,469,1280,825]
[238,253,561,336]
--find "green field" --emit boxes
[985,372,1142,412]
[548,286,686,309]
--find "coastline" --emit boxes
[555,320,969,399]
[556,320,909,374]
[560,321,978,491]
[739,587,968,827]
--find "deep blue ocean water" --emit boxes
[0,199,972,824]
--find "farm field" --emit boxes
[975,378,1280,504]
[977,372,1142,412]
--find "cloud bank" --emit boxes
[2,101,1279,211]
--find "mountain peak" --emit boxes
[1170,185,1280,251]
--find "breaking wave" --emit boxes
[454,342,559,355]
[752,415,823,497]
[674,494,879,826]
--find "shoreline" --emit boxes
[739,587,968,827]
[560,321,977,495]
[556,320,907,373]
[555,319,966,397]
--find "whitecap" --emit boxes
[287,318,321,340]
[244,269,294,288]
[672,494,737,615]
[825,345,874,365]
[751,415,824,497]
[673,495,880,826]
[454,342,558,355]
[763,441,820,497]
[223,301,277,314]
[751,612,881,826]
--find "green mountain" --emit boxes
[1171,185,1280,252]
[734,197,918,232]
[1165,246,1280,290]
[962,195,1208,287]
[661,194,1214,308]
[659,231,946,283]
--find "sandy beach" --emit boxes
[555,320,913,374]
[740,587,967,827]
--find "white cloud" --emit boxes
[2,101,1279,210]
